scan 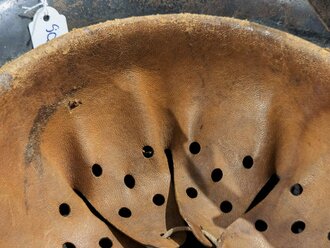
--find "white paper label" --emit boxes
[28,6,68,48]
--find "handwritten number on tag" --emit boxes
[46,24,60,41]
[28,6,68,48]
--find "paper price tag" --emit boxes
[28,6,68,48]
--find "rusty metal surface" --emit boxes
[0,0,329,67]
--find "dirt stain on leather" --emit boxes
[23,86,82,211]
[23,104,57,211]
[24,86,82,170]
[24,104,57,173]
[0,73,13,94]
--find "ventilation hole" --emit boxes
[255,219,268,232]
[143,146,154,158]
[291,221,305,234]
[245,173,280,213]
[290,183,303,196]
[220,200,233,213]
[59,203,71,217]
[68,100,82,110]
[99,237,113,248]
[153,194,165,206]
[186,187,198,198]
[124,175,135,189]
[328,232,330,241]
[211,168,223,182]
[242,155,254,169]
[118,207,132,218]
[189,142,201,154]
[43,15,50,22]
[63,242,75,248]
[92,164,103,177]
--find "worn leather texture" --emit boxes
[0,14,329,248]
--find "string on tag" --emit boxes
[23,0,49,16]
[23,0,69,48]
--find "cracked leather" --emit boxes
[0,14,329,248]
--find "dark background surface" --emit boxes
[0,0,329,67]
